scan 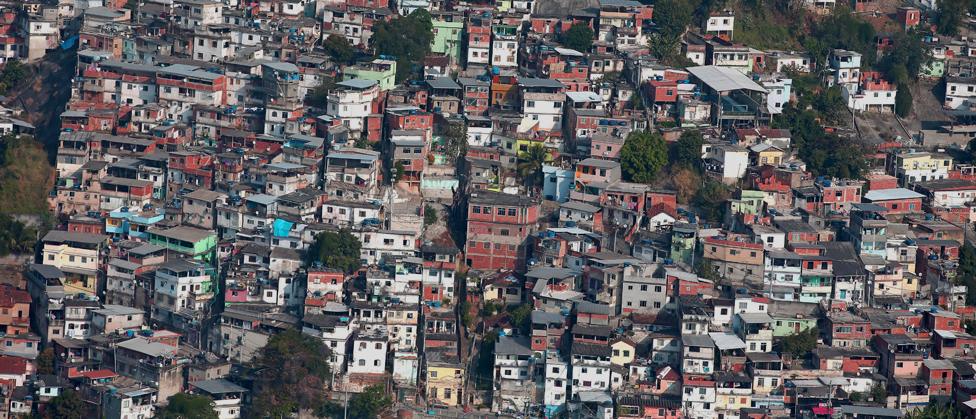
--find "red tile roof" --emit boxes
[0,356,28,375]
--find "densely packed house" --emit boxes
[4,0,976,417]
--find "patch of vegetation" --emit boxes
[250,329,333,417]
[780,327,818,358]
[0,135,53,214]
[370,9,434,82]
[692,179,731,222]
[157,393,218,419]
[307,229,363,274]
[620,130,668,183]
[560,23,594,52]
[0,214,37,256]
[424,204,438,226]
[0,61,29,95]
[323,34,357,65]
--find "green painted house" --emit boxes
[769,301,821,338]
[343,59,397,91]
[920,59,945,78]
[431,12,464,64]
[148,225,217,262]
[670,223,698,266]
[730,190,765,216]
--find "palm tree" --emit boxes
[517,143,548,189]
[904,403,963,419]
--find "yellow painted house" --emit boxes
[426,349,465,407]
[610,338,636,366]
[749,143,785,167]
[888,151,953,184]
[41,230,107,296]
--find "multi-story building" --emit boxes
[465,191,540,271]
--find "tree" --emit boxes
[654,0,693,40]
[394,161,405,182]
[306,76,336,108]
[958,243,976,305]
[695,259,719,281]
[307,229,362,274]
[560,23,594,52]
[157,393,218,419]
[323,34,357,65]
[937,0,966,36]
[0,214,36,256]
[672,130,705,171]
[780,328,818,358]
[650,0,693,63]
[807,9,878,66]
[904,402,965,419]
[45,389,87,419]
[620,131,667,183]
[508,304,533,335]
[250,330,333,418]
[424,204,438,227]
[692,180,730,222]
[36,347,54,375]
[878,31,930,85]
[895,83,913,118]
[870,382,888,405]
[440,121,468,160]
[460,301,473,328]
[347,385,393,419]
[774,104,866,179]
[370,9,434,82]
[517,143,548,188]
[0,61,28,95]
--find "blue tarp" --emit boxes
[61,35,78,50]
[272,218,293,237]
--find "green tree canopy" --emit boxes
[650,0,693,62]
[654,0,693,39]
[37,347,54,375]
[896,83,913,118]
[620,130,667,183]
[307,229,362,274]
[157,393,218,419]
[805,8,877,67]
[780,328,818,358]
[306,76,336,108]
[424,204,438,227]
[0,214,36,256]
[774,104,866,179]
[46,389,87,419]
[347,385,393,419]
[958,244,976,305]
[0,61,29,95]
[672,130,705,171]
[870,382,888,405]
[250,329,333,417]
[937,0,967,36]
[560,23,594,52]
[323,35,357,65]
[692,180,730,222]
[878,31,930,85]
[517,142,549,188]
[370,9,434,82]
[508,303,533,335]
[904,402,965,419]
